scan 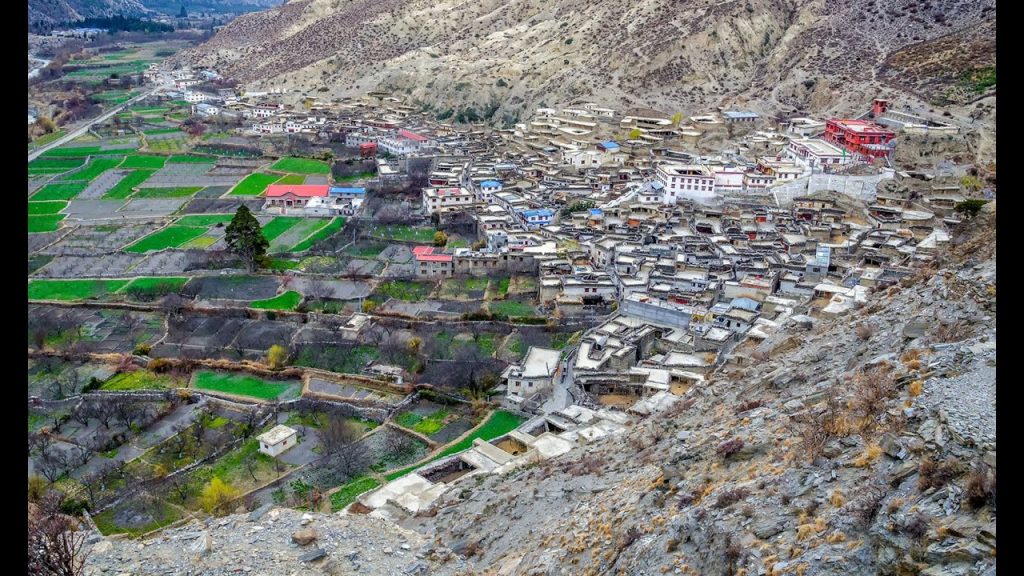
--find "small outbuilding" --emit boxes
[258,424,298,457]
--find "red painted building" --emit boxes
[823,119,896,159]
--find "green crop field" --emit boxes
[101,370,178,391]
[134,186,203,198]
[62,157,124,181]
[28,279,130,301]
[372,280,433,302]
[120,154,167,169]
[28,130,67,150]
[28,215,66,233]
[120,276,189,298]
[41,146,103,158]
[260,217,301,242]
[103,170,156,199]
[193,371,298,400]
[250,290,301,311]
[147,138,187,153]
[329,477,380,512]
[275,174,306,185]
[290,217,344,252]
[29,157,85,174]
[28,201,67,215]
[269,157,330,174]
[179,236,217,249]
[143,127,183,136]
[231,172,279,196]
[32,182,88,201]
[124,225,206,253]
[176,214,233,227]
[489,300,536,318]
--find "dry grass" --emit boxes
[917,456,964,491]
[964,463,996,510]
[852,444,883,467]
[829,490,846,507]
[908,380,924,396]
[854,323,875,340]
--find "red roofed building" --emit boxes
[823,119,896,160]
[412,246,454,278]
[264,185,329,208]
[399,129,427,142]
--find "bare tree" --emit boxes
[27,491,91,576]
[166,472,195,504]
[305,278,331,306]
[115,402,148,430]
[36,447,66,484]
[316,416,367,479]
[91,402,116,430]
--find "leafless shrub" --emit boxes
[571,455,607,476]
[854,323,875,340]
[27,492,90,576]
[846,482,889,531]
[964,464,996,510]
[714,487,750,509]
[716,438,744,459]
[917,456,964,491]
[735,399,764,414]
[851,366,897,434]
[933,320,974,343]
[898,513,930,540]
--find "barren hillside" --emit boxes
[179,0,995,124]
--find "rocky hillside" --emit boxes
[84,205,996,575]
[178,0,995,123]
[29,0,148,25]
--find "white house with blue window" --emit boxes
[478,180,503,203]
[517,208,554,229]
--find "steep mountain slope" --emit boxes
[178,0,995,122]
[29,0,148,25]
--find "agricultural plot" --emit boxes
[144,162,241,188]
[40,146,104,158]
[267,218,333,253]
[184,275,281,300]
[28,215,66,233]
[29,157,85,175]
[275,174,306,185]
[32,182,88,201]
[28,305,164,354]
[230,172,279,196]
[439,277,489,299]
[305,374,405,404]
[250,290,302,311]
[260,217,301,242]
[120,277,190,301]
[368,224,437,243]
[370,280,435,302]
[146,136,188,154]
[103,169,156,199]
[101,370,180,391]
[192,371,301,401]
[269,157,330,174]
[134,186,203,199]
[291,218,345,252]
[343,242,387,259]
[120,154,167,169]
[124,225,207,253]
[488,299,538,318]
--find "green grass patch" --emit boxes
[134,186,203,198]
[29,215,66,233]
[193,371,298,400]
[169,155,216,163]
[29,201,67,215]
[384,410,525,480]
[125,225,206,253]
[176,214,234,227]
[179,236,217,249]
[28,278,130,301]
[29,157,85,174]
[120,154,167,169]
[250,290,302,311]
[41,146,103,158]
[231,172,280,196]
[103,169,156,199]
[329,477,380,512]
[147,138,188,153]
[93,500,181,537]
[119,276,189,298]
[369,224,436,243]
[32,182,88,201]
[270,157,330,174]
[266,258,301,271]
[275,174,306,185]
[130,105,170,114]
[101,370,177,391]
[290,217,345,252]
[335,170,375,182]
[489,300,536,317]
[396,408,450,435]
[261,217,301,242]
[208,416,230,429]
[496,277,511,296]
[29,129,67,149]
[373,280,434,301]
[343,243,386,258]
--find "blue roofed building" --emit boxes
[729,297,761,312]
[329,187,367,199]
[517,208,554,229]
[598,140,620,152]
[478,179,503,203]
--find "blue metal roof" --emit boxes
[329,187,366,195]
[480,180,502,187]
[600,140,620,149]
[520,208,553,218]
[723,111,759,119]
[589,208,603,215]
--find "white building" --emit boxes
[711,167,745,194]
[478,180,503,203]
[655,163,716,202]
[784,138,849,170]
[184,91,208,103]
[502,346,562,399]
[422,187,476,214]
[258,425,298,457]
